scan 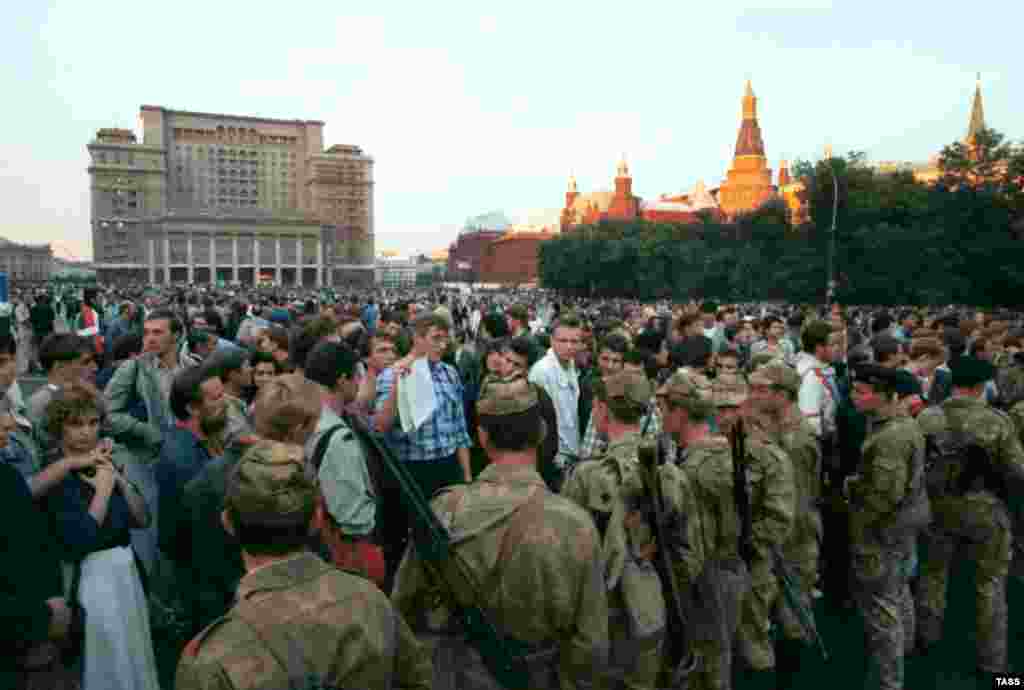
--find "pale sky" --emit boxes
[1,1,1018,260]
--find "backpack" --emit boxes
[924,412,1003,501]
[994,366,1024,411]
[924,428,975,500]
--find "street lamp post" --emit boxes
[825,157,839,307]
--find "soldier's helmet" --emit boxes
[226,440,316,528]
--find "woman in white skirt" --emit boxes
[44,386,160,690]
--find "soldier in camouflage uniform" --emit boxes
[747,362,823,687]
[562,370,704,690]
[714,374,795,689]
[848,364,931,690]
[391,375,609,690]
[915,356,1024,678]
[657,370,751,690]
[176,440,432,690]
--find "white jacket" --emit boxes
[795,352,837,438]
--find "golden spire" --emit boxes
[967,72,986,143]
[568,174,577,193]
[617,154,629,177]
[824,143,833,159]
[742,79,757,120]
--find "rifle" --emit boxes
[347,415,534,688]
[729,418,756,565]
[637,438,699,689]
[772,547,829,661]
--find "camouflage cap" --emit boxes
[749,351,783,371]
[226,441,316,528]
[748,363,801,397]
[476,375,539,417]
[656,369,716,420]
[595,370,653,407]
[711,373,749,409]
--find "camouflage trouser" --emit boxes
[916,495,1012,673]
[736,559,779,671]
[608,602,664,690]
[691,559,750,690]
[421,632,563,690]
[851,539,915,690]
[774,558,818,643]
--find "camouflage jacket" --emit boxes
[1008,400,1024,447]
[680,431,794,582]
[562,431,704,602]
[764,416,822,559]
[918,395,1024,500]
[848,412,926,547]
[176,551,432,690]
[391,462,609,690]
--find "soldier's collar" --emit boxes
[237,551,325,599]
[477,462,547,488]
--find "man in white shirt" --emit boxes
[795,320,839,441]
[528,314,583,489]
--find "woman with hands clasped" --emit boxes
[43,386,159,690]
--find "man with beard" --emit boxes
[152,363,229,681]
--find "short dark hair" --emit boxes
[598,334,629,356]
[289,317,335,371]
[478,408,544,451]
[227,505,312,557]
[40,334,91,373]
[801,321,834,354]
[206,348,250,382]
[871,335,903,365]
[110,332,143,362]
[504,336,539,368]
[145,309,183,335]
[304,341,357,389]
[670,336,712,369]
[170,364,220,421]
[552,314,582,335]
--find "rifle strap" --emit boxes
[442,485,547,615]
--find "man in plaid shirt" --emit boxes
[374,313,472,499]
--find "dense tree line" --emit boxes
[538,129,1024,306]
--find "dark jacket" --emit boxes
[0,463,63,684]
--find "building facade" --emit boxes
[447,228,505,281]
[479,227,555,285]
[0,238,53,284]
[87,107,374,286]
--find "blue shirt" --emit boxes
[156,426,216,559]
[374,362,472,463]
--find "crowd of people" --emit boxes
[2,281,1023,690]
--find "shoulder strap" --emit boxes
[310,424,347,472]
